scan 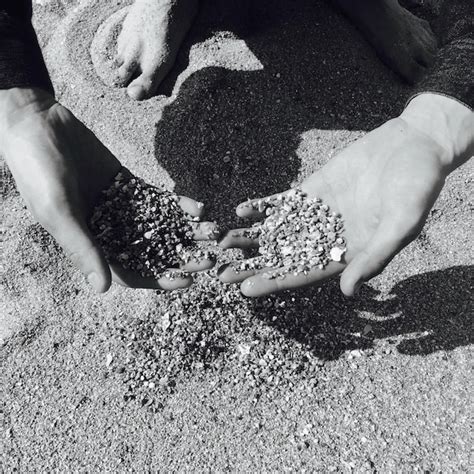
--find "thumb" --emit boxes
[340,219,418,297]
[53,212,112,293]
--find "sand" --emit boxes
[1,0,473,471]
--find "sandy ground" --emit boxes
[1,0,473,471]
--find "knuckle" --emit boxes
[66,241,96,269]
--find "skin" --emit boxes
[0,87,217,293]
[113,0,437,102]
[115,0,198,100]
[219,93,474,297]
[334,0,438,83]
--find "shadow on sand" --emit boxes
[153,0,409,227]
[254,265,473,360]
[148,0,470,361]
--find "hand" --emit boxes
[0,87,216,292]
[219,94,473,297]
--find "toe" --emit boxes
[127,74,153,101]
[396,53,427,84]
[126,57,173,100]
[416,44,435,68]
[117,60,138,86]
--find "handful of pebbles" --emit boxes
[234,189,347,279]
[89,168,213,279]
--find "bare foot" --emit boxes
[115,0,198,100]
[335,0,438,83]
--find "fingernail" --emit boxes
[354,281,363,295]
[241,279,256,297]
[217,263,229,276]
[87,272,101,291]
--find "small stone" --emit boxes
[330,246,345,262]
[363,324,372,335]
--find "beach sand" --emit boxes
[1,0,472,470]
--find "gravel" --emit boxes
[233,189,346,277]
[90,168,210,278]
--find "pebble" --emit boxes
[231,189,346,277]
[90,168,211,279]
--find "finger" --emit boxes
[219,228,259,249]
[236,191,292,219]
[178,196,205,219]
[180,255,216,272]
[240,261,343,297]
[217,258,266,284]
[190,221,221,240]
[340,219,417,297]
[53,214,112,293]
[111,264,193,290]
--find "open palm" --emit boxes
[219,117,448,297]
[1,88,216,292]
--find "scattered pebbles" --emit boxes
[103,276,330,407]
[93,181,348,407]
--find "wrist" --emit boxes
[0,87,56,140]
[401,93,474,172]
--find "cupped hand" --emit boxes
[219,96,469,297]
[0,87,217,292]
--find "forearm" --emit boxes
[0,0,54,94]
[402,93,474,173]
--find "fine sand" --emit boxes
[1,0,473,471]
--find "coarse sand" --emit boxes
[1,0,473,471]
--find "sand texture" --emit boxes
[1,0,473,471]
